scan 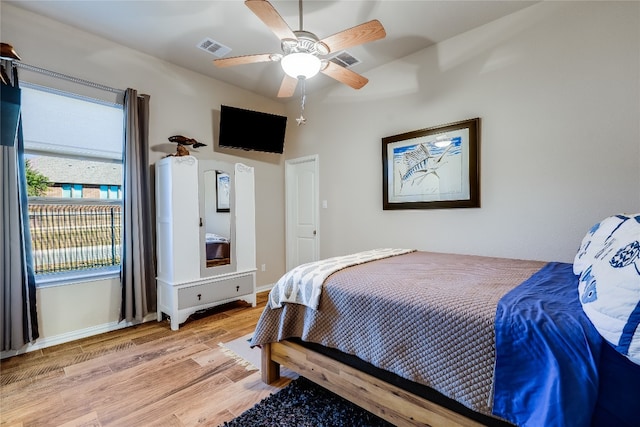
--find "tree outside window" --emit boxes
[25,159,50,196]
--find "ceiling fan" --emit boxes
[213,0,386,98]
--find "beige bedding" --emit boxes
[251,251,545,415]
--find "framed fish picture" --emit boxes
[382,118,480,210]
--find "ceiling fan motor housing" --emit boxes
[282,31,329,56]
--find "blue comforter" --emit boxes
[493,262,603,427]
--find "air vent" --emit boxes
[329,51,361,68]
[197,38,232,58]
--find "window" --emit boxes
[100,185,121,200]
[21,84,124,285]
[72,184,83,198]
[61,184,71,198]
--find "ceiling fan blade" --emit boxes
[245,0,297,41]
[213,53,273,68]
[320,19,386,54]
[321,61,369,90]
[278,75,298,98]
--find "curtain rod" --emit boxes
[15,62,124,95]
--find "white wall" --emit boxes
[1,3,287,346]
[284,1,640,263]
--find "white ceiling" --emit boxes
[6,0,537,102]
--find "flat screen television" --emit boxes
[218,105,287,154]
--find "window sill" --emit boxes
[36,266,121,288]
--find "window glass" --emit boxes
[21,85,124,284]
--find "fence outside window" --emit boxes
[28,198,122,275]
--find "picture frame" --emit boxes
[216,170,230,212]
[382,118,480,210]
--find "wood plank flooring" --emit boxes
[0,292,296,427]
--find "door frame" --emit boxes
[285,154,320,271]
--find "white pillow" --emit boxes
[574,214,640,365]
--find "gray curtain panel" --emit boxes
[1,62,39,351]
[120,88,156,322]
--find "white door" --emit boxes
[285,155,319,271]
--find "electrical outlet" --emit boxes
[261,264,266,272]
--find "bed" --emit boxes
[251,246,640,426]
[205,232,230,267]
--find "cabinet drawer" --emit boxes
[177,274,253,309]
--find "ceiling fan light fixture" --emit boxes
[281,52,321,79]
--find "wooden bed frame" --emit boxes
[261,340,485,427]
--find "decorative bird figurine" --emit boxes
[165,144,190,158]
[168,135,206,148]
[0,43,21,61]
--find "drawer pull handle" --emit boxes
[236,286,240,292]
[197,293,202,301]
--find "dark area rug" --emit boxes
[220,377,394,427]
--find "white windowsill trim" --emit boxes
[36,266,121,288]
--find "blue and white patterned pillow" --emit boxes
[574,214,640,365]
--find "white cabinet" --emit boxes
[155,156,256,330]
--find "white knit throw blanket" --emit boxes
[269,248,416,310]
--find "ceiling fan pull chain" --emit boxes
[296,76,307,126]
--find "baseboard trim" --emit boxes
[256,283,274,293]
[1,312,157,360]
[2,285,276,360]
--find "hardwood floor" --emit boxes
[0,292,295,427]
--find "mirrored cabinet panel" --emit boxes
[200,161,235,277]
[203,170,231,266]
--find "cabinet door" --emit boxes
[235,163,256,271]
[156,156,200,283]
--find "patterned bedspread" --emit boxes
[268,248,415,309]
[251,251,545,416]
